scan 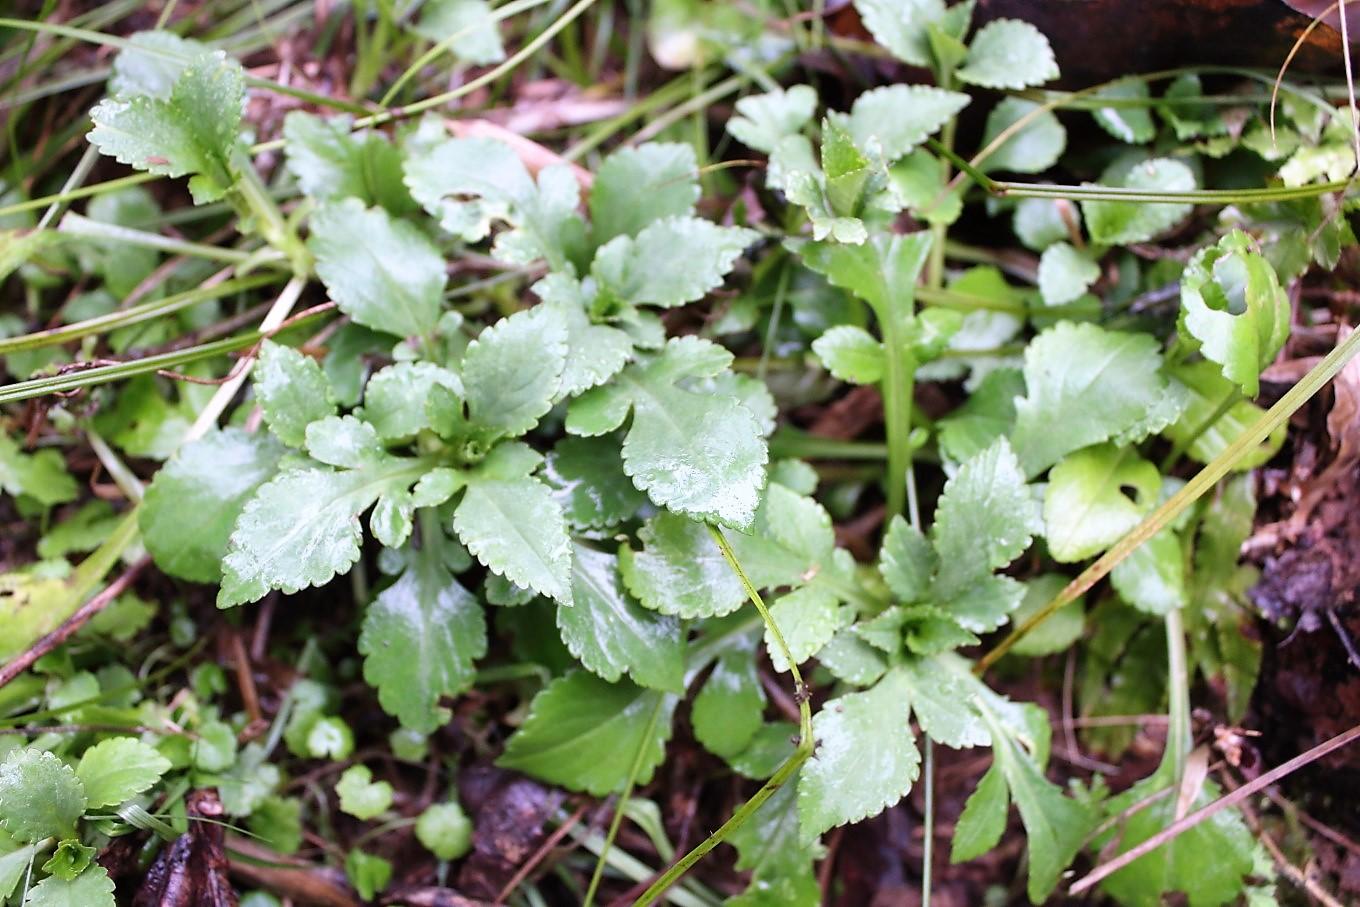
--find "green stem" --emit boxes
[1163,607,1191,784]
[976,323,1360,673]
[878,312,917,521]
[990,179,1352,205]
[0,273,283,355]
[583,696,667,907]
[768,431,889,462]
[57,212,279,266]
[634,528,815,907]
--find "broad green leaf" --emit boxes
[765,584,851,672]
[889,149,963,225]
[620,511,744,618]
[567,337,767,530]
[847,85,970,161]
[592,217,757,308]
[462,307,567,436]
[936,367,1024,464]
[345,849,392,901]
[812,325,884,384]
[531,275,635,396]
[498,671,677,796]
[1111,529,1185,616]
[797,231,933,318]
[0,434,78,507]
[557,543,684,691]
[335,766,394,820]
[590,143,698,242]
[692,648,765,759]
[1160,73,1227,141]
[1038,242,1100,306]
[1010,573,1086,656]
[1179,230,1290,397]
[797,668,919,842]
[359,362,463,441]
[729,783,822,904]
[88,51,245,203]
[1082,158,1195,245]
[1044,444,1160,562]
[74,738,171,809]
[403,136,586,271]
[218,437,430,606]
[0,841,40,900]
[108,31,203,99]
[542,436,646,529]
[951,762,1008,863]
[454,475,573,604]
[0,750,86,842]
[1013,198,1075,251]
[248,795,302,853]
[21,866,115,907]
[898,656,989,747]
[945,573,1027,634]
[359,533,486,733]
[1163,362,1285,469]
[958,19,1058,89]
[977,702,1093,903]
[283,112,414,214]
[878,515,937,602]
[415,802,473,860]
[413,0,506,64]
[980,98,1066,174]
[309,199,446,339]
[254,341,336,447]
[932,437,1041,596]
[817,630,888,686]
[852,0,946,66]
[1010,322,1171,476]
[1097,765,1257,907]
[82,187,160,297]
[727,85,817,153]
[1092,80,1156,144]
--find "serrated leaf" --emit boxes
[847,85,970,161]
[817,630,888,687]
[727,85,818,154]
[621,510,744,618]
[308,198,446,339]
[532,274,634,397]
[454,475,573,604]
[1179,230,1290,397]
[557,543,684,691]
[1092,80,1156,144]
[980,98,1066,174]
[1163,362,1285,469]
[936,367,1024,464]
[359,532,486,733]
[498,672,677,796]
[932,438,1041,599]
[590,143,699,242]
[542,436,646,529]
[592,217,757,309]
[1013,198,1074,251]
[335,766,394,820]
[254,341,336,447]
[765,584,851,673]
[1082,158,1195,245]
[1044,444,1160,562]
[812,325,884,384]
[951,761,1009,863]
[0,750,86,842]
[462,307,567,436]
[797,668,919,842]
[1038,242,1100,307]
[692,647,765,759]
[0,434,78,507]
[567,337,767,530]
[108,31,203,99]
[958,19,1058,90]
[217,446,430,607]
[1009,322,1171,476]
[88,51,244,203]
[413,0,506,64]
[976,702,1093,903]
[852,0,946,66]
[898,656,990,748]
[283,112,414,213]
[75,738,171,809]
[359,361,463,441]
[879,515,937,602]
[21,866,115,907]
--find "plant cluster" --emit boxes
[2,1,1359,905]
